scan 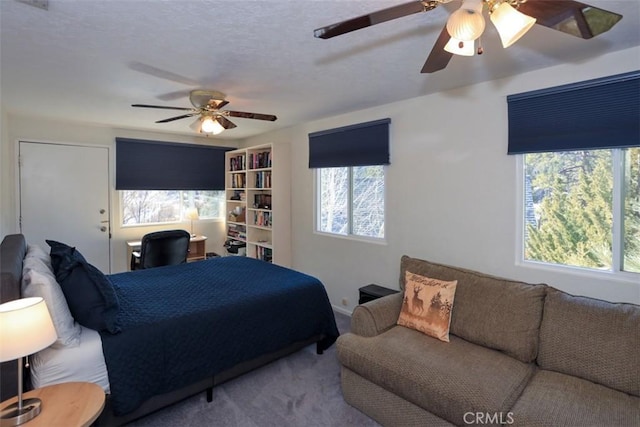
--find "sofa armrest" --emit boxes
[351,293,403,337]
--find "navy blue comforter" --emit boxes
[101,256,339,416]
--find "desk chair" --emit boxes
[130,230,191,270]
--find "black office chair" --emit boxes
[130,230,191,270]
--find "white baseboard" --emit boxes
[331,304,353,316]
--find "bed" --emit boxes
[0,234,339,426]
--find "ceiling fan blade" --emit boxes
[208,99,229,109]
[518,0,622,39]
[421,25,454,73]
[157,90,191,102]
[132,104,195,111]
[314,1,438,39]
[155,113,199,123]
[226,111,277,121]
[217,116,237,130]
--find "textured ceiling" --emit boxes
[1,0,639,140]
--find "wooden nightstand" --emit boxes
[1,382,105,427]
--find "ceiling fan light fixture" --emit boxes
[201,116,225,135]
[444,37,475,56]
[490,2,536,48]
[446,0,486,42]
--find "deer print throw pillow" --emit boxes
[397,271,458,342]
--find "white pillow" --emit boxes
[26,244,52,268]
[21,256,52,285]
[22,269,82,348]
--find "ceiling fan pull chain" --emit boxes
[477,37,484,55]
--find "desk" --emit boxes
[126,235,207,270]
[0,382,105,427]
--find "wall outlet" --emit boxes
[341,298,349,306]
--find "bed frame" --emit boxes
[0,234,324,426]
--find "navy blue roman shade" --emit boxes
[507,71,640,154]
[308,118,391,168]
[116,138,232,190]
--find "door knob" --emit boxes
[100,226,107,232]
[100,209,106,214]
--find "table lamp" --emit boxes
[185,207,199,237]
[0,297,57,426]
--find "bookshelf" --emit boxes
[224,143,291,266]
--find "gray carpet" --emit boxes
[126,311,381,427]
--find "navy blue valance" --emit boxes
[308,118,391,168]
[507,71,639,154]
[116,138,232,190]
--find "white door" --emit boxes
[19,141,111,272]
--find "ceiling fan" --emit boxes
[314,0,623,73]
[132,90,277,135]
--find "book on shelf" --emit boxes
[231,173,245,188]
[253,194,271,209]
[230,190,245,201]
[254,171,271,188]
[253,211,272,227]
[229,155,246,171]
[248,151,271,169]
[256,246,273,262]
[227,224,246,240]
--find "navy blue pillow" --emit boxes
[46,240,120,334]
[46,240,86,280]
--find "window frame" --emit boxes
[119,190,225,228]
[515,150,639,282]
[314,165,387,244]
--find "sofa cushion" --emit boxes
[337,325,536,426]
[399,255,546,363]
[510,369,640,426]
[397,271,457,342]
[341,367,456,427]
[538,288,640,397]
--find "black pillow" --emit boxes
[46,240,120,334]
[46,240,86,280]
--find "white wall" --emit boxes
[1,116,239,273]
[245,46,640,311]
[0,107,7,238]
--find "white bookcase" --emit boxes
[224,143,291,266]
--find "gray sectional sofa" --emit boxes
[337,255,640,426]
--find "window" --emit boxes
[309,118,390,240]
[523,148,639,273]
[317,166,385,239]
[121,190,225,226]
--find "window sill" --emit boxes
[516,259,640,286]
[313,230,387,245]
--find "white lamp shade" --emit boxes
[185,207,200,221]
[446,0,485,42]
[200,117,215,133]
[0,297,57,362]
[490,2,536,48]
[444,37,476,56]
[201,117,225,135]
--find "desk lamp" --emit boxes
[0,297,56,426]
[185,207,200,237]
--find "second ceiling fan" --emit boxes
[314,0,623,73]
[132,90,277,135]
